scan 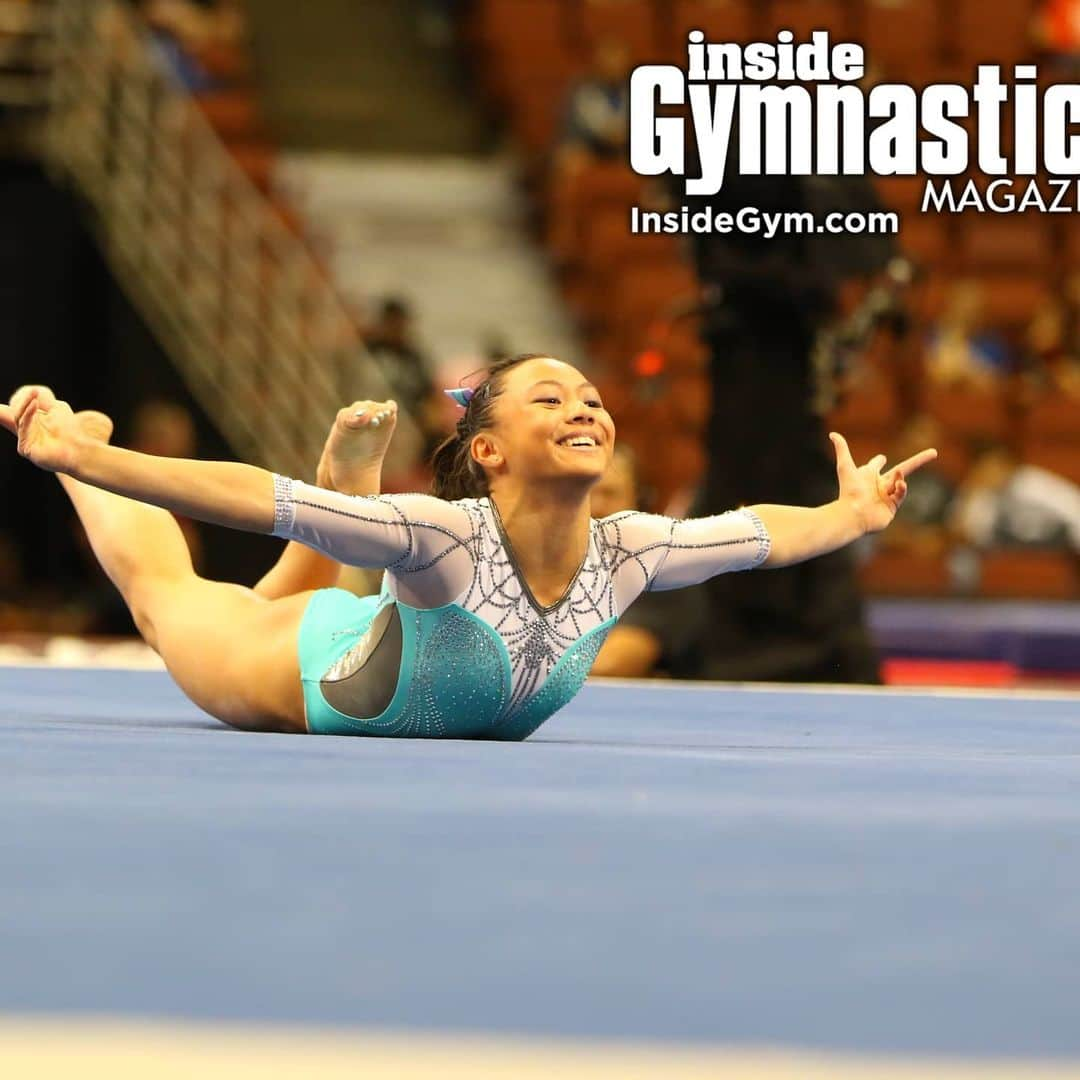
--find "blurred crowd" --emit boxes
[467,0,1080,679]
[116,0,250,91]
[3,0,1080,682]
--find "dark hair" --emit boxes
[430,353,551,501]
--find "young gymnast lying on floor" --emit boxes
[1,353,935,738]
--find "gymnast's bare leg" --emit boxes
[13,387,394,734]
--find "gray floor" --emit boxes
[4,668,1080,1057]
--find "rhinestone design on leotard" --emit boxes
[453,503,617,721]
[274,479,768,738]
[320,604,510,739]
[490,619,614,741]
[273,474,295,533]
[398,606,509,737]
[596,508,771,591]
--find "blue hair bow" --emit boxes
[443,387,475,409]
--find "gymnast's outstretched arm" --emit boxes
[608,432,937,598]
[750,432,937,568]
[1,388,461,574]
[5,389,282,531]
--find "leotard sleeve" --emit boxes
[271,476,475,590]
[599,508,771,609]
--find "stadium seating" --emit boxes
[763,1,855,40]
[921,383,1013,442]
[956,216,1056,271]
[950,0,1038,65]
[861,0,942,73]
[859,549,953,596]
[978,550,1079,599]
[1020,393,1080,445]
[1021,443,1080,486]
[976,272,1052,330]
[897,216,952,268]
[468,0,1079,596]
[576,0,661,60]
[669,0,757,48]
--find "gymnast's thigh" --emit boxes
[146,578,315,733]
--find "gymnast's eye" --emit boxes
[535,397,561,405]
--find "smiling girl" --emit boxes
[2,353,935,739]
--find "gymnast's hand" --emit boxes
[0,385,86,474]
[830,430,937,535]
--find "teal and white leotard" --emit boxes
[272,477,771,740]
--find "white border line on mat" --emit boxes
[588,676,1080,704]
[2,1017,1079,1080]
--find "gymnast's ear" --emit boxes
[470,432,503,469]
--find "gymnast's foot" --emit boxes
[316,399,397,495]
[74,410,114,445]
[9,387,114,445]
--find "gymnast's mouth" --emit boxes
[555,434,602,449]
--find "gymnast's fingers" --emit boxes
[894,447,938,478]
[829,432,856,476]
[0,404,15,435]
[16,396,39,455]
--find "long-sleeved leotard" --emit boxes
[273,477,771,739]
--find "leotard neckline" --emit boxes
[486,496,592,616]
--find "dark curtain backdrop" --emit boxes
[0,159,281,614]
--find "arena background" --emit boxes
[2,2,1080,1076]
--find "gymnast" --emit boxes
[1,353,936,739]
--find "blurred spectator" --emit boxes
[0,0,43,89]
[1033,0,1080,72]
[557,38,630,166]
[951,444,1080,553]
[1024,272,1080,399]
[590,446,709,679]
[128,0,249,91]
[547,38,633,263]
[925,280,1014,390]
[128,399,204,569]
[129,397,196,457]
[362,296,445,460]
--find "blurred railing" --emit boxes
[6,0,415,478]
[0,0,53,108]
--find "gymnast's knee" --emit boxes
[123,573,199,653]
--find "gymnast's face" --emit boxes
[472,357,615,490]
